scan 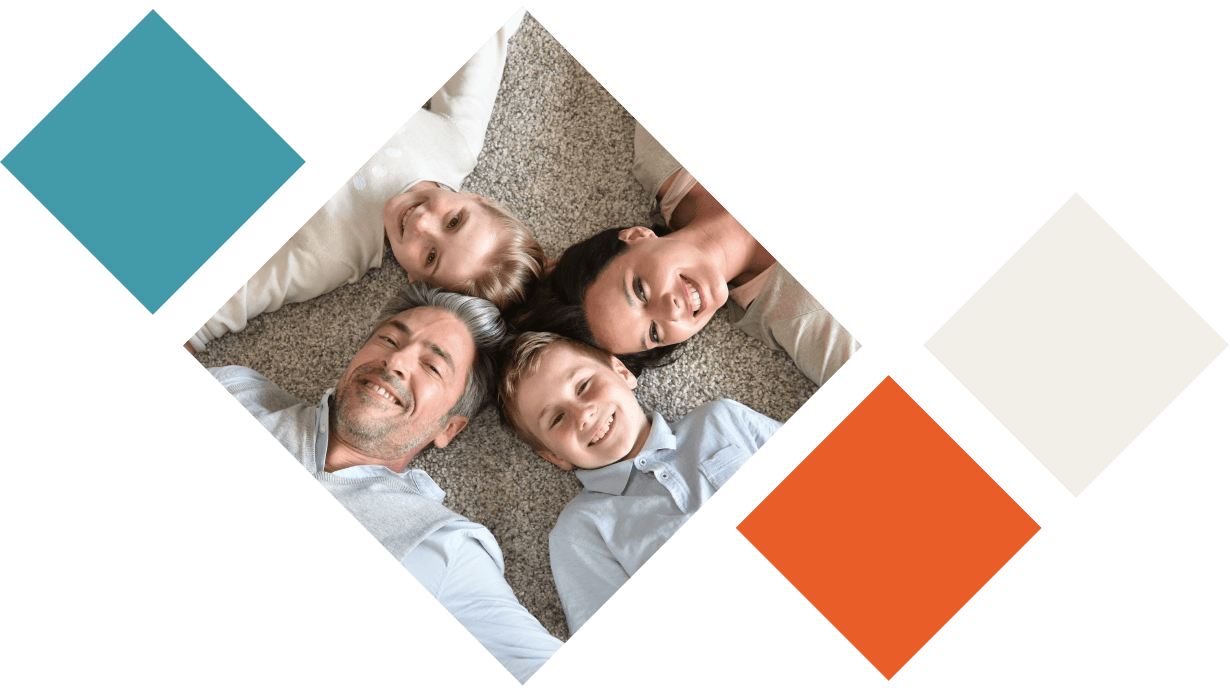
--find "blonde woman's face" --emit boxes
[383,188,504,291]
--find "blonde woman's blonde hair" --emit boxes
[461,199,545,309]
[497,331,613,454]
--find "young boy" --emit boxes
[499,332,782,634]
[188,10,543,353]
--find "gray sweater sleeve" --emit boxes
[728,264,859,387]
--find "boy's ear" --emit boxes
[432,415,469,449]
[538,449,574,471]
[609,354,638,389]
[618,226,656,244]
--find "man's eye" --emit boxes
[427,363,441,376]
[382,335,396,345]
[650,323,660,344]
[426,249,436,265]
[447,214,460,229]
[635,278,647,302]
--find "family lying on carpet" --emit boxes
[191,11,855,682]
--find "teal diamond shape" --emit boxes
[3,10,303,313]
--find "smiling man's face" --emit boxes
[332,307,476,461]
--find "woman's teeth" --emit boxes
[684,278,701,314]
[365,381,399,406]
[589,414,614,446]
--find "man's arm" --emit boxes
[405,521,561,683]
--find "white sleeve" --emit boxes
[405,520,561,683]
[188,204,384,351]
[429,9,526,160]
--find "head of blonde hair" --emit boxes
[460,199,545,310]
[497,331,614,454]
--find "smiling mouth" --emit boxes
[363,379,404,408]
[589,413,615,446]
[399,205,416,240]
[682,276,702,316]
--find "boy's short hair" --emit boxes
[498,331,614,453]
[462,199,546,310]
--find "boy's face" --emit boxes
[515,343,652,471]
[383,187,503,292]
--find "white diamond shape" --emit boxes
[928,194,1226,495]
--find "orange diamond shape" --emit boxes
[739,376,1040,679]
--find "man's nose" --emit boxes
[384,344,420,379]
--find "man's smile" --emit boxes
[351,368,412,413]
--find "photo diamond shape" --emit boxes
[188,11,859,683]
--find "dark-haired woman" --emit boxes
[544,124,858,386]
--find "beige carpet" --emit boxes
[194,13,818,641]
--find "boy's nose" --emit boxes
[577,401,598,429]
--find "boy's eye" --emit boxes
[551,412,564,427]
[577,379,589,395]
[635,278,647,302]
[426,249,436,266]
[447,214,460,229]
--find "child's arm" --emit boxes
[430,9,525,163]
[187,213,382,351]
[549,532,630,636]
[738,400,784,450]
[699,399,783,453]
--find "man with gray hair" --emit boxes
[211,283,561,683]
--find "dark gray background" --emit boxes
[4,2,1225,689]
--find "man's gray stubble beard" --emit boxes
[332,378,448,457]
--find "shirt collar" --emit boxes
[575,412,676,496]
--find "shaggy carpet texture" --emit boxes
[194,13,818,641]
